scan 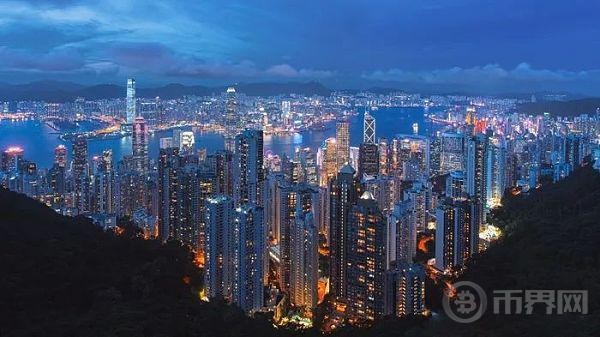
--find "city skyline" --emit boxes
[1,1,600,94]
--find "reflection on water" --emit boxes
[0,106,442,169]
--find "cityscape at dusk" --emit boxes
[0,1,598,337]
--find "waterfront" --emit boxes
[0,107,442,169]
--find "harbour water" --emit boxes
[0,107,442,169]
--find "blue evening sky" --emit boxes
[1,0,599,94]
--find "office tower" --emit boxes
[281,155,303,183]
[440,132,465,174]
[179,131,195,154]
[132,116,149,176]
[54,145,67,168]
[485,136,506,210]
[320,137,337,186]
[204,195,235,300]
[17,161,38,197]
[72,135,89,215]
[378,138,389,176]
[446,170,467,199]
[388,199,416,266]
[466,133,487,232]
[91,150,113,214]
[363,111,376,144]
[289,211,319,310]
[158,145,180,242]
[126,78,136,124]
[384,262,426,317]
[435,198,474,272]
[1,146,24,174]
[347,192,387,321]
[276,182,320,293]
[329,165,360,298]
[358,142,379,178]
[349,146,360,174]
[336,121,350,171]
[234,130,264,206]
[225,86,237,152]
[234,204,266,313]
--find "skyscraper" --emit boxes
[54,145,67,168]
[158,143,180,242]
[388,199,416,265]
[126,78,136,124]
[225,86,237,152]
[336,121,350,171]
[234,129,264,207]
[289,211,319,310]
[384,262,426,317]
[347,191,387,321]
[363,111,376,144]
[435,198,474,272]
[234,204,266,313]
[466,133,487,232]
[358,142,379,178]
[72,135,89,215]
[329,165,360,299]
[132,116,149,176]
[204,195,235,300]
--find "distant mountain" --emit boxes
[0,80,331,102]
[518,98,600,117]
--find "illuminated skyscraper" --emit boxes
[387,199,416,265]
[54,145,67,168]
[234,204,266,313]
[363,111,376,144]
[358,142,379,178]
[275,182,320,294]
[378,138,389,176]
[384,262,426,317]
[158,143,180,242]
[132,116,148,176]
[179,131,195,154]
[320,137,337,186]
[72,135,89,215]
[435,198,474,272]
[347,191,387,321]
[234,129,264,207]
[466,133,487,232]
[329,165,360,299]
[485,136,506,210]
[289,211,319,310]
[1,146,24,174]
[336,121,350,171]
[126,78,136,124]
[91,150,114,214]
[204,195,235,301]
[225,86,237,152]
[440,132,465,174]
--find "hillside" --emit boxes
[0,189,280,337]
[0,81,331,101]
[0,166,599,336]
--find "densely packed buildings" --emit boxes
[1,79,599,329]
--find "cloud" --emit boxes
[0,47,84,72]
[363,63,598,86]
[266,64,334,78]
